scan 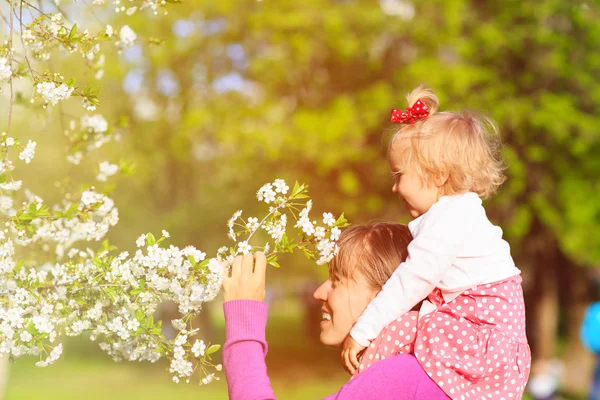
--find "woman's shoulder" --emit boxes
[332,354,447,399]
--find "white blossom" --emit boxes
[246,217,260,231]
[117,25,137,49]
[136,234,147,247]
[96,161,118,181]
[0,196,13,211]
[237,241,251,255]
[273,179,289,194]
[66,152,83,165]
[322,212,335,227]
[81,190,104,206]
[330,227,341,241]
[0,181,22,191]
[36,82,74,106]
[19,140,37,164]
[81,114,108,133]
[0,57,12,82]
[256,183,276,204]
[191,339,206,357]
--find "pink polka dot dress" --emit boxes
[358,275,531,400]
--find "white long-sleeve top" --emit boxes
[350,192,521,347]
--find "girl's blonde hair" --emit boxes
[328,223,412,290]
[389,85,507,199]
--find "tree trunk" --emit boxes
[560,261,595,395]
[526,220,559,365]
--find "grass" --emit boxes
[5,299,349,399]
[5,357,347,400]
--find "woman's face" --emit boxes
[312,272,378,347]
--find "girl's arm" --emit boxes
[349,195,478,346]
[223,300,448,400]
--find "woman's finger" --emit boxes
[231,255,243,278]
[253,251,267,276]
[240,253,254,279]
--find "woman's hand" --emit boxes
[222,252,267,302]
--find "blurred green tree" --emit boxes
[90,0,600,394]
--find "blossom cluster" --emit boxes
[65,114,120,163]
[0,176,348,385]
[226,179,348,268]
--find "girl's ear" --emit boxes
[434,164,449,188]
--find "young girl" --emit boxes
[343,86,531,400]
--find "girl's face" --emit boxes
[312,274,377,347]
[389,141,441,219]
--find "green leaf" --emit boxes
[302,249,315,260]
[334,213,349,227]
[206,344,221,355]
[280,234,289,247]
[92,258,104,268]
[69,24,77,39]
[135,308,145,322]
[195,259,210,270]
[15,259,25,273]
[292,181,300,196]
[146,233,156,246]
[27,321,36,335]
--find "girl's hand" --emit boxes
[222,252,267,302]
[341,335,367,375]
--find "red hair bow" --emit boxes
[390,99,429,124]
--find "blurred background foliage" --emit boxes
[2,0,600,398]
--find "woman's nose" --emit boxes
[392,181,398,194]
[313,280,331,301]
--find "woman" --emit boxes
[222,223,449,399]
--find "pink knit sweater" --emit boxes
[223,300,449,400]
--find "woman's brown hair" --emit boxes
[328,222,413,290]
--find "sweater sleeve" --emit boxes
[350,196,477,346]
[223,300,276,400]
